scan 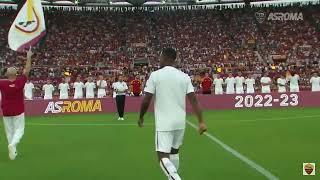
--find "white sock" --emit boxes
[160,158,181,180]
[170,154,180,170]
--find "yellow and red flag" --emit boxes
[8,0,46,52]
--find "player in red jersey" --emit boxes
[200,73,213,94]
[130,76,142,96]
[0,48,33,160]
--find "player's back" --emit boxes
[145,66,194,131]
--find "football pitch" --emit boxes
[0,108,319,180]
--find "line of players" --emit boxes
[23,75,143,100]
[200,72,320,94]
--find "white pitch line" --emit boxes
[187,120,279,180]
[27,123,153,126]
[238,114,320,122]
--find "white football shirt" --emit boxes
[235,76,245,88]
[245,78,255,91]
[73,82,84,95]
[113,82,128,96]
[24,82,34,99]
[310,77,320,91]
[42,84,54,97]
[289,75,299,88]
[97,80,107,95]
[260,77,272,93]
[85,82,96,96]
[213,78,224,90]
[144,66,194,131]
[225,77,235,92]
[59,83,69,95]
[277,78,287,92]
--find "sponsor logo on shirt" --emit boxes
[303,163,315,176]
[44,100,102,114]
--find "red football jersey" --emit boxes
[201,77,213,92]
[0,75,27,116]
[131,79,142,94]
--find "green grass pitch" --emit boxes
[0,108,319,180]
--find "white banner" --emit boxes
[8,0,46,52]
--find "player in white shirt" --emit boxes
[310,73,320,92]
[85,77,96,98]
[73,77,85,99]
[42,80,54,99]
[289,73,300,92]
[260,73,272,93]
[245,75,255,94]
[225,73,235,94]
[235,72,245,94]
[24,80,34,100]
[58,78,69,99]
[277,75,287,93]
[138,48,207,180]
[96,75,107,98]
[213,74,224,95]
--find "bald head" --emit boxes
[6,67,18,78]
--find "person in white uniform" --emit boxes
[138,48,207,180]
[310,73,320,92]
[42,80,54,99]
[58,78,69,99]
[235,72,245,94]
[289,73,300,92]
[277,75,287,93]
[24,80,34,100]
[73,77,85,99]
[260,73,272,93]
[85,77,96,98]
[213,74,224,95]
[245,74,255,94]
[96,75,107,98]
[225,73,235,94]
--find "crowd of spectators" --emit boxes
[0,4,319,97]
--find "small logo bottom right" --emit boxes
[303,163,315,176]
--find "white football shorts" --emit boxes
[155,129,185,153]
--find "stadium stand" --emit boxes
[0,3,319,97]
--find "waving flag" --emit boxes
[8,0,46,52]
